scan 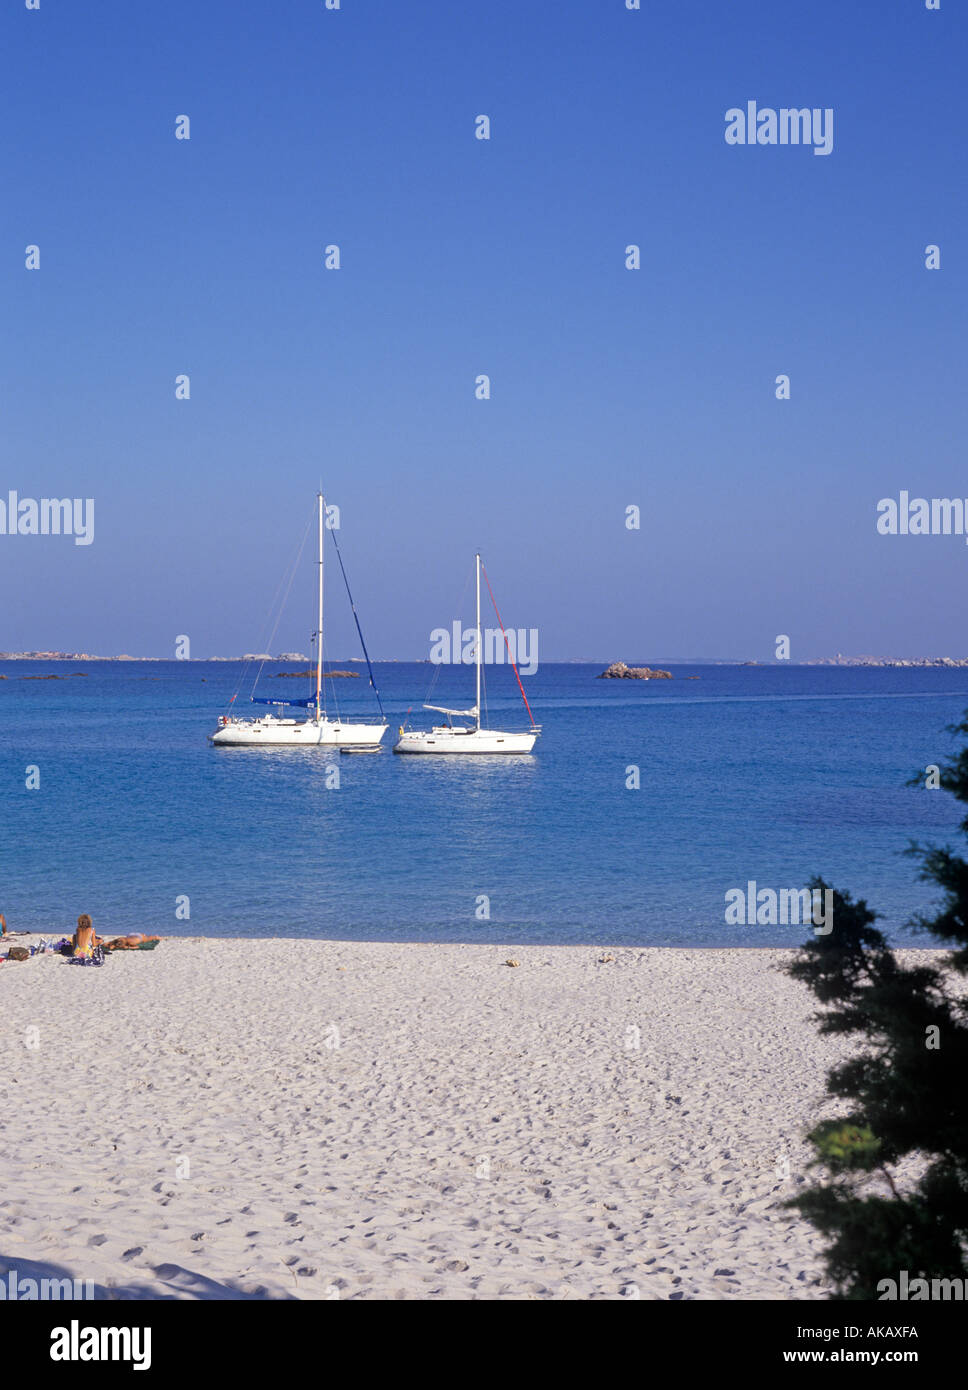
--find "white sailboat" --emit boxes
[394,553,540,755]
[210,494,388,748]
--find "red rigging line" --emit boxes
[481,561,537,728]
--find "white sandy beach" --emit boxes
[0,939,930,1301]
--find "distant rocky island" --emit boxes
[272,669,359,679]
[598,662,673,680]
[0,672,88,680]
[0,651,107,661]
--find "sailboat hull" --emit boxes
[211,716,387,747]
[393,726,537,754]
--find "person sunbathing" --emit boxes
[72,914,102,957]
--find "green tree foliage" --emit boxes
[786,715,968,1299]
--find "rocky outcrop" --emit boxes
[272,669,359,678]
[597,662,672,680]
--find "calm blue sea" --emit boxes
[2,660,966,946]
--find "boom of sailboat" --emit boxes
[209,495,541,755]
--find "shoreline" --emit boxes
[6,656,968,667]
[3,931,945,952]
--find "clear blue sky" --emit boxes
[2,0,965,660]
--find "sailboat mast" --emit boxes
[475,551,481,731]
[316,493,324,721]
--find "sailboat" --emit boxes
[210,494,388,748]
[393,553,540,754]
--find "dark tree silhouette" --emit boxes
[785,714,968,1299]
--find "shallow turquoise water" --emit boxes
[2,661,965,945]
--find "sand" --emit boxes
[0,938,930,1300]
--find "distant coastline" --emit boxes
[4,652,968,668]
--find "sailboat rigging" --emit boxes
[210,494,388,748]
[393,553,540,755]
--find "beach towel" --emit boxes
[69,943,105,967]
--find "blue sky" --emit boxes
[2,0,965,660]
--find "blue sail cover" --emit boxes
[251,696,315,708]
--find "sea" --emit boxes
[2,659,966,947]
